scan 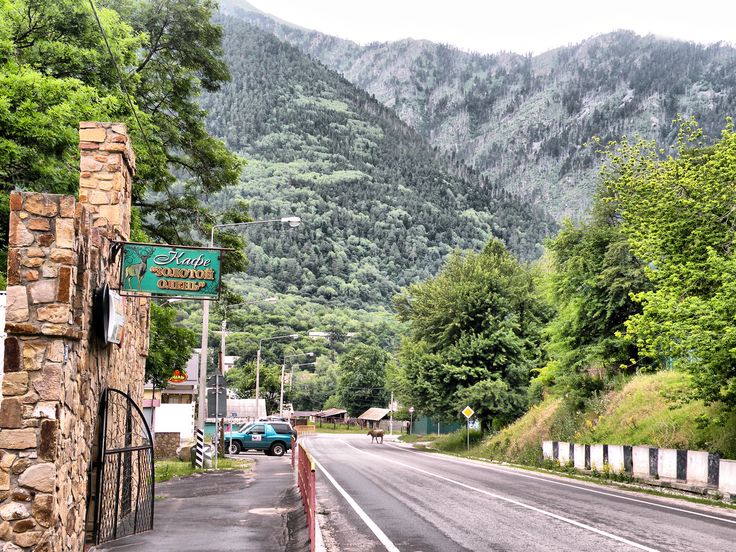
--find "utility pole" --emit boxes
[214,318,226,468]
[389,391,394,436]
[255,347,262,418]
[279,360,286,417]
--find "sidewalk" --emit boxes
[94,453,309,552]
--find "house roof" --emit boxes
[291,411,318,417]
[358,408,391,421]
[317,408,347,418]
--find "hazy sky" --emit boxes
[247,0,735,55]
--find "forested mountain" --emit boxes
[200,16,554,307]
[221,0,736,220]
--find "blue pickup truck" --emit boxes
[224,422,295,456]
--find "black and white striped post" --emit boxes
[195,428,205,468]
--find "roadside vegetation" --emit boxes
[155,457,254,483]
[313,424,369,434]
[396,119,736,461]
[398,434,440,444]
[411,372,736,463]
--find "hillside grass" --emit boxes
[440,372,736,464]
[573,372,736,457]
[473,397,563,464]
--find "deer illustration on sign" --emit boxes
[124,246,154,292]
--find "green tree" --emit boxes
[598,119,736,406]
[395,239,549,429]
[290,356,340,412]
[0,0,244,284]
[540,195,652,405]
[146,302,198,388]
[338,344,391,417]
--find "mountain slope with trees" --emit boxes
[222,0,736,220]
[201,16,555,307]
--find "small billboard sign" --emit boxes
[120,243,223,299]
[168,369,187,384]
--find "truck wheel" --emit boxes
[228,441,242,455]
[270,442,286,457]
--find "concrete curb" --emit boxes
[314,514,326,552]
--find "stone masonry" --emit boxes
[153,432,180,461]
[2,123,150,551]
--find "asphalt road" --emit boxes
[304,434,736,552]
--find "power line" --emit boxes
[87,0,154,158]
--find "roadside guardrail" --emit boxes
[296,441,317,552]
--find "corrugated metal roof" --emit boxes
[317,408,347,418]
[358,408,391,421]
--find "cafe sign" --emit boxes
[120,243,223,299]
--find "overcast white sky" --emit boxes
[246,0,735,55]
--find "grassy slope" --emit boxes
[466,372,736,463]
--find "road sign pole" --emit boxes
[461,405,474,451]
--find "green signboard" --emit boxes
[120,243,222,298]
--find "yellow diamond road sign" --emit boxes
[462,406,474,419]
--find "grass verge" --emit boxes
[314,425,367,434]
[154,457,254,483]
[399,433,440,443]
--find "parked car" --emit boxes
[224,422,295,456]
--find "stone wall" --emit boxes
[154,433,181,460]
[1,123,150,551]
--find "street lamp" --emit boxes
[255,334,300,418]
[279,352,315,416]
[196,217,299,467]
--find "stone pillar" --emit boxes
[1,123,149,552]
[78,122,135,240]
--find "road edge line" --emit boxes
[311,455,400,552]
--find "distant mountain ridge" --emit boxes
[221,0,736,220]
[201,15,554,307]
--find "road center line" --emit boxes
[310,453,400,552]
[346,443,659,552]
[386,444,736,526]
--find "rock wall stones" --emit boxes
[1,123,150,551]
[153,433,181,460]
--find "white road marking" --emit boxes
[310,453,401,552]
[346,442,660,552]
[386,443,736,526]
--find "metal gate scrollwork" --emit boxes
[92,388,155,544]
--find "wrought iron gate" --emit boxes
[90,388,155,544]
